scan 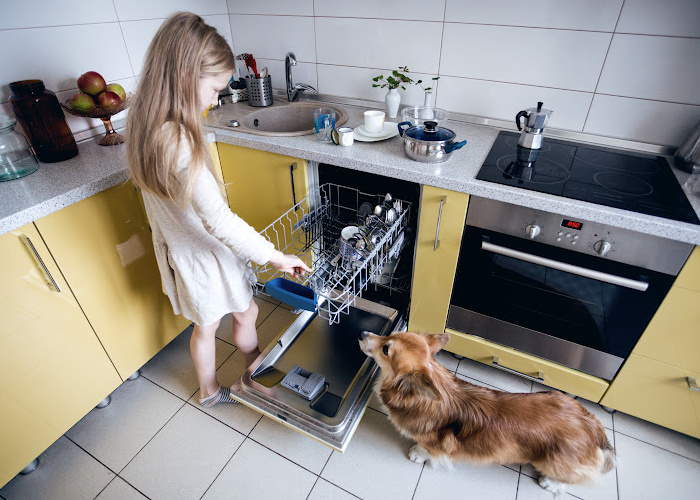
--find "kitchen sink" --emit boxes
[236,102,348,136]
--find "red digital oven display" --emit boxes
[561,219,583,230]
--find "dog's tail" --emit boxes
[599,436,616,473]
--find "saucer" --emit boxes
[354,122,399,142]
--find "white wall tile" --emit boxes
[317,64,437,107]
[436,76,593,131]
[229,15,315,62]
[120,19,163,76]
[445,0,622,31]
[203,14,233,48]
[617,0,700,37]
[584,94,700,146]
[114,0,227,21]
[0,0,117,29]
[0,23,133,101]
[440,24,611,92]
[315,18,442,74]
[226,0,314,16]
[315,0,446,22]
[598,34,700,105]
[253,58,317,90]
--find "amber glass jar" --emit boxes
[9,80,78,162]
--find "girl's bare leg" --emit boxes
[232,298,260,366]
[190,319,221,399]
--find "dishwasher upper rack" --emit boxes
[253,183,411,324]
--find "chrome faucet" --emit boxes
[285,52,317,102]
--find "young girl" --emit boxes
[127,12,309,407]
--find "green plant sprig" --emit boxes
[371,66,440,91]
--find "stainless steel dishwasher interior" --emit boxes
[231,297,400,451]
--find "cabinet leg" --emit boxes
[20,458,39,475]
[127,369,141,381]
[448,352,464,360]
[95,395,112,409]
[600,404,616,415]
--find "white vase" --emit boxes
[385,88,401,119]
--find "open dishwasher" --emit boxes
[230,166,419,451]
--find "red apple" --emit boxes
[105,83,126,101]
[68,92,96,112]
[97,91,122,113]
[77,71,106,96]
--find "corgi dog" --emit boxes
[359,331,614,496]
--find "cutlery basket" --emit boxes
[245,75,273,107]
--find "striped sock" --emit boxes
[198,386,239,408]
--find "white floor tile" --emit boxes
[532,383,613,430]
[66,376,183,471]
[188,349,262,435]
[322,409,422,500]
[435,350,460,371]
[202,439,316,500]
[121,404,243,500]
[414,461,519,500]
[457,358,533,393]
[249,417,333,474]
[0,436,114,500]
[368,390,388,415]
[616,432,700,500]
[141,328,235,400]
[95,477,147,500]
[214,297,277,344]
[308,478,359,500]
[613,412,700,462]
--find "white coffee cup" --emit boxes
[364,110,385,134]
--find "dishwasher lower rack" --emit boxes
[254,183,411,324]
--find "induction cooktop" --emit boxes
[476,131,700,225]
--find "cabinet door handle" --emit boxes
[20,234,61,292]
[289,164,298,210]
[433,196,446,250]
[687,377,700,392]
[491,356,545,383]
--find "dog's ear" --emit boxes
[425,333,450,355]
[396,371,440,399]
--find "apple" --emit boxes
[68,92,96,112]
[77,71,106,96]
[97,91,122,113]
[105,83,126,101]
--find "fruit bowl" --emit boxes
[61,96,129,146]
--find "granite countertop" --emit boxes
[2,99,699,246]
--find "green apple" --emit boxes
[105,83,126,101]
[69,92,96,112]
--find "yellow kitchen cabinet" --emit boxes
[33,182,190,380]
[0,224,121,486]
[674,246,700,292]
[445,329,609,401]
[216,143,308,232]
[601,354,700,438]
[408,186,469,334]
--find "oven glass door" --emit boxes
[450,227,674,361]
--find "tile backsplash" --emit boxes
[1,0,699,147]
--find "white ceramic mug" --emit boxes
[364,110,385,134]
[331,127,354,146]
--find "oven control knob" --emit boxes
[525,224,541,239]
[594,240,612,257]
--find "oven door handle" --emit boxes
[481,241,649,292]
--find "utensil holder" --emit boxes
[245,75,273,107]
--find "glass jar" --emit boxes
[9,79,78,162]
[0,117,40,181]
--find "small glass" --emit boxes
[313,108,337,142]
[0,117,39,182]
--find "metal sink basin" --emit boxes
[237,102,348,137]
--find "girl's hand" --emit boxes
[269,251,312,277]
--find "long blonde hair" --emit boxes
[128,12,234,203]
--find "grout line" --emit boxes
[112,475,153,500]
[198,435,247,500]
[582,0,626,131]
[410,463,425,500]
[112,0,136,77]
[612,429,700,465]
[432,0,449,107]
[305,476,320,500]
[612,422,621,500]
[514,470,520,499]
[63,434,119,475]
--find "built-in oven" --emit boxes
[447,196,693,381]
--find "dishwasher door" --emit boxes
[230,297,401,452]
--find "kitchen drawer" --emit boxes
[602,354,700,438]
[633,286,700,373]
[445,329,609,401]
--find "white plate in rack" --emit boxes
[353,122,399,142]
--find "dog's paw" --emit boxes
[408,444,430,464]
[537,476,568,496]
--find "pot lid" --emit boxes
[405,121,455,142]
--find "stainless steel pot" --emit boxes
[397,121,466,163]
